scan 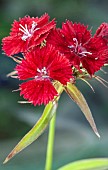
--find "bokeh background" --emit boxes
[0,0,108,170]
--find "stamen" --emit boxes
[35,67,49,80]
[95,57,98,60]
[73,38,78,53]
[19,21,39,41]
[31,21,39,32]
[68,38,92,57]
[41,67,47,74]
[79,51,92,56]
[73,38,78,47]
[19,24,28,33]
[37,68,41,73]
[68,45,74,49]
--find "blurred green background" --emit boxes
[0,0,108,170]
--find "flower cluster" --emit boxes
[2,13,108,106]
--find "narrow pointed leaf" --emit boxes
[3,101,57,164]
[3,83,63,164]
[58,158,108,170]
[65,83,100,138]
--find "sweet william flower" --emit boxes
[2,13,56,56]
[48,21,108,75]
[94,23,108,64]
[15,45,72,106]
[94,23,108,41]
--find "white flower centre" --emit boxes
[68,38,92,58]
[19,21,39,41]
[35,67,49,80]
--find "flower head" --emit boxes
[48,21,108,75]
[94,23,108,64]
[16,45,72,106]
[2,13,56,56]
[94,23,108,41]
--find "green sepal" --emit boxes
[65,82,100,138]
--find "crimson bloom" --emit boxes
[94,23,108,41]
[94,23,108,64]
[2,13,56,56]
[16,45,72,106]
[48,21,107,75]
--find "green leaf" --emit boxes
[3,101,57,164]
[58,158,108,170]
[3,82,63,164]
[65,83,100,138]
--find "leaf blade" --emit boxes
[58,158,108,170]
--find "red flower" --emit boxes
[94,23,108,41]
[94,23,108,64]
[48,21,107,75]
[2,13,56,56]
[16,45,72,106]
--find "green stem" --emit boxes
[45,112,56,170]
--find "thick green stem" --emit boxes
[45,112,56,170]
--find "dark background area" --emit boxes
[0,0,108,170]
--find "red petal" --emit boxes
[20,80,58,106]
[36,13,50,26]
[61,21,91,44]
[2,36,28,56]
